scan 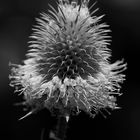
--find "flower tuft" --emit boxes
[9,0,127,119]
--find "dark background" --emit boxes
[0,0,140,140]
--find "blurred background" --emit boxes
[0,0,140,140]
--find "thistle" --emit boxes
[9,0,126,123]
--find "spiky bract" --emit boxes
[9,0,127,118]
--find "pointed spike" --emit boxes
[90,8,99,16]
[19,111,33,121]
[99,109,107,119]
[115,106,122,110]
[104,108,111,115]
[65,115,69,122]
[89,1,97,11]
[48,4,59,16]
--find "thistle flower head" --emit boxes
[9,0,127,119]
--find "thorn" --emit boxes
[115,106,122,110]
[19,111,33,121]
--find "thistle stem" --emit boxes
[49,115,69,140]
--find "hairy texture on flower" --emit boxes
[9,0,127,119]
